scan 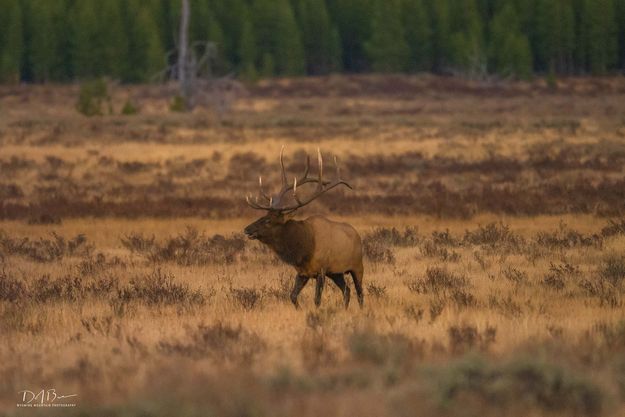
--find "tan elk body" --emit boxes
[244,149,364,308]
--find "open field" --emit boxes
[2,75,625,416]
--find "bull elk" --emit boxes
[244,148,364,309]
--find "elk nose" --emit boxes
[244,226,256,239]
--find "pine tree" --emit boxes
[19,0,34,82]
[365,0,409,72]
[0,0,23,82]
[252,0,305,76]
[189,0,210,42]
[71,0,101,78]
[189,0,224,47]
[327,0,373,72]
[559,0,576,73]
[212,0,248,70]
[3,0,625,82]
[100,0,128,79]
[429,0,451,73]
[328,26,343,72]
[29,0,56,81]
[448,0,485,75]
[489,2,533,79]
[533,0,575,74]
[260,52,275,77]
[582,0,618,74]
[153,0,178,54]
[141,7,166,78]
[120,1,165,82]
[295,0,342,74]
[71,0,130,80]
[402,0,432,71]
[239,10,258,78]
[617,0,625,70]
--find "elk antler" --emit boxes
[245,147,352,212]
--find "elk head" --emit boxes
[243,147,351,243]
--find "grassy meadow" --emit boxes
[2,75,625,416]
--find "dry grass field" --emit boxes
[2,74,625,416]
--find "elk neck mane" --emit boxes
[260,218,315,268]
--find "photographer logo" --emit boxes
[17,389,77,408]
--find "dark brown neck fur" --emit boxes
[259,219,314,268]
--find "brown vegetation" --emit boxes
[1,75,625,416]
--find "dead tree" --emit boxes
[178,0,191,108]
[155,0,246,112]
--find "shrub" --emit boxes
[27,213,62,225]
[305,307,338,330]
[366,282,387,299]
[301,328,338,370]
[473,250,491,271]
[587,321,625,354]
[227,153,268,180]
[169,95,186,112]
[120,232,155,254]
[436,355,605,415]
[598,255,625,287]
[406,267,468,294]
[362,238,395,264]
[0,303,35,334]
[76,78,111,116]
[121,99,139,115]
[542,262,580,291]
[404,305,424,323]
[0,269,27,302]
[0,183,23,199]
[0,231,93,262]
[262,273,292,302]
[158,322,265,365]
[115,269,205,307]
[431,229,460,246]
[121,227,245,265]
[80,315,116,337]
[116,160,156,174]
[501,266,527,284]
[228,286,263,311]
[362,226,420,264]
[600,218,625,238]
[536,222,602,249]
[447,324,496,354]
[450,289,478,308]
[348,329,420,365]
[488,294,523,317]
[420,240,461,262]
[463,222,523,249]
[32,274,85,302]
[578,278,621,308]
[364,227,420,247]
[0,271,119,304]
[429,298,445,322]
[77,253,126,276]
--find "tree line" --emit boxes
[1,0,624,83]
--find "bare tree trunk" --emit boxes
[178,0,192,109]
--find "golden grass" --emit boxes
[1,75,625,416]
[2,216,625,415]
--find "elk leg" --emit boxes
[326,273,350,309]
[290,274,309,309]
[349,267,364,308]
[314,271,325,307]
